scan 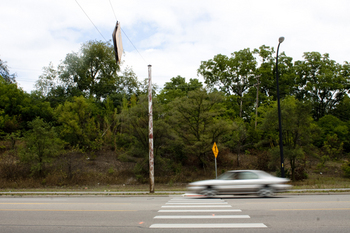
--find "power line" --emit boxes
[121,28,147,64]
[109,0,117,21]
[75,0,107,42]
[76,0,147,64]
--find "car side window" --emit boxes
[218,172,236,180]
[238,172,259,179]
[226,172,237,180]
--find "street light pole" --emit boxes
[276,36,285,178]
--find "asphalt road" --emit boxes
[0,194,349,232]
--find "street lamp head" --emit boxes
[279,37,285,43]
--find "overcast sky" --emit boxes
[1,0,350,93]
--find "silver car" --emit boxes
[187,170,291,197]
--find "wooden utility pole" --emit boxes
[148,65,154,193]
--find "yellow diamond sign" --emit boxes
[212,142,219,158]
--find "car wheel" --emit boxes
[258,186,274,197]
[201,186,217,197]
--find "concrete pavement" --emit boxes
[1,188,350,196]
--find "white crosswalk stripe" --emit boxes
[154,215,250,219]
[150,223,267,228]
[162,205,232,208]
[165,202,228,204]
[168,199,225,202]
[150,197,267,229]
[158,209,242,212]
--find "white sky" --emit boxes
[1,0,350,93]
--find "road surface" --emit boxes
[0,194,349,232]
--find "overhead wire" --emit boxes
[75,0,108,42]
[75,0,148,63]
[109,0,117,21]
[108,0,147,64]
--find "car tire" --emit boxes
[201,186,217,197]
[258,186,274,197]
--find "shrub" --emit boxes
[341,161,350,178]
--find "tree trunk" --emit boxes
[255,78,260,129]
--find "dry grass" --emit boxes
[0,184,188,192]
[1,144,350,191]
[291,173,350,189]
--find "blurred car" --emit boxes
[187,170,291,197]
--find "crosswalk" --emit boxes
[150,196,267,229]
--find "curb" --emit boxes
[1,189,350,197]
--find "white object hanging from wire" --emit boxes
[112,21,123,64]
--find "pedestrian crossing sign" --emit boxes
[212,142,219,158]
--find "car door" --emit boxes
[224,171,260,194]
[214,172,237,193]
[237,171,261,193]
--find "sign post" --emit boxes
[212,142,219,179]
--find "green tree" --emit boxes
[116,95,175,181]
[274,52,296,99]
[1,77,54,133]
[0,59,16,83]
[331,95,350,123]
[36,40,140,108]
[260,96,316,180]
[252,45,296,99]
[316,115,348,152]
[119,95,148,157]
[100,66,140,109]
[322,134,344,160]
[198,49,257,118]
[20,118,64,176]
[157,76,203,104]
[100,96,120,150]
[224,118,249,167]
[0,77,29,132]
[168,89,232,168]
[294,52,348,120]
[55,96,100,150]
[330,95,350,152]
[119,95,171,157]
[251,45,275,128]
[5,130,21,149]
[35,62,59,97]
[59,40,120,100]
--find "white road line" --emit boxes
[167,201,226,203]
[162,205,232,208]
[169,199,225,201]
[150,223,267,228]
[154,215,250,219]
[158,209,242,212]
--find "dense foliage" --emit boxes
[1,40,349,187]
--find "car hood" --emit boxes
[189,179,218,185]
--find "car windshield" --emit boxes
[255,170,274,178]
[217,170,274,180]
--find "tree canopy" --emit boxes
[1,43,350,185]
[35,40,140,108]
[0,59,16,83]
